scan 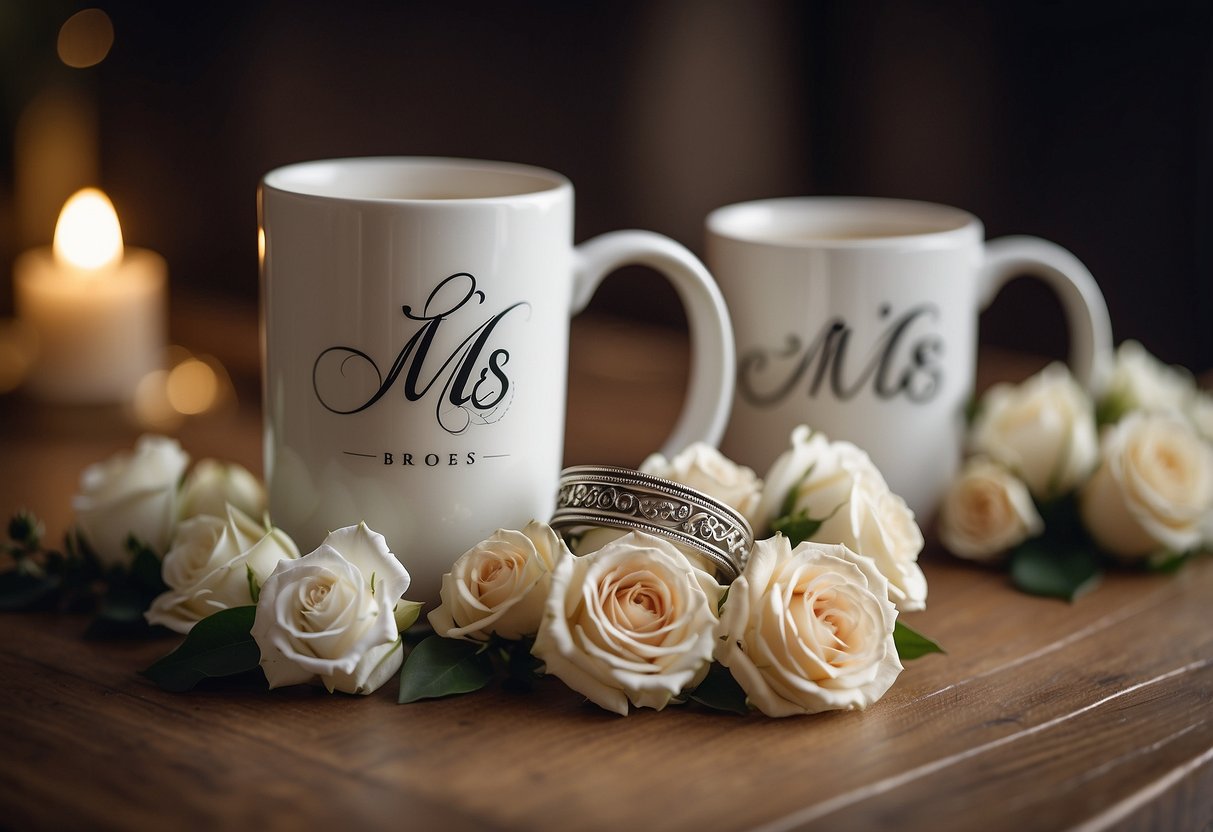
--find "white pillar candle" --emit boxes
[14,188,166,403]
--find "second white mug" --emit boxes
[708,196,1112,520]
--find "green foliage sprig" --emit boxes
[1,510,169,637]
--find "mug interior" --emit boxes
[262,157,569,203]
[707,197,979,247]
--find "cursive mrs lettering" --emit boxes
[738,303,944,406]
[313,273,529,434]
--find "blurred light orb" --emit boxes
[166,357,220,415]
[133,369,181,430]
[57,9,114,69]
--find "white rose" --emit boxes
[251,523,412,695]
[640,442,763,524]
[969,363,1098,499]
[429,520,566,641]
[145,506,300,634]
[757,426,927,611]
[531,531,722,715]
[1079,412,1213,559]
[1104,340,1194,418]
[717,536,902,717]
[939,458,1043,562]
[178,459,266,521]
[73,434,190,567]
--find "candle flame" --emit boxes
[53,188,124,271]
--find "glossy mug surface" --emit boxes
[261,157,734,602]
[708,197,1112,520]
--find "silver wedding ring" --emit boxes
[551,465,753,582]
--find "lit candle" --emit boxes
[14,188,166,403]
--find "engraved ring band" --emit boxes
[550,465,754,583]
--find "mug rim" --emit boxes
[706,196,982,249]
[261,156,572,206]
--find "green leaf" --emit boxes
[1145,549,1192,574]
[141,606,261,692]
[7,511,43,551]
[501,636,544,693]
[893,621,946,661]
[778,462,817,521]
[69,529,102,569]
[84,537,169,637]
[246,565,261,604]
[127,537,167,595]
[1009,540,1102,601]
[397,635,493,703]
[771,511,824,547]
[394,599,424,633]
[964,395,981,426]
[1096,391,1132,427]
[689,662,750,715]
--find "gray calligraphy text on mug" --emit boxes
[708,197,1112,520]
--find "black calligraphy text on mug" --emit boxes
[737,303,944,406]
[312,272,530,435]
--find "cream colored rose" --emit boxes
[757,426,927,612]
[570,527,719,578]
[531,531,722,715]
[1080,412,1213,559]
[969,363,1098,499]
[429,520,566,641]
[145,505,299,634]
[640,442,763,524]
[717,536,902,717]
[939,459,1043,562]
[73,434,190,567]
[570,527,627,556]
[252,523,412,694]
[178,459,266,521]
[1104,340,1194,417]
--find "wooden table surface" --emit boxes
[1,313,1210,831]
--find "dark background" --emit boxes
[3,0,1211,371]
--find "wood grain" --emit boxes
[0,317,1209,831]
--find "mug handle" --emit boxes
[978,236,1113,392]
[571,230,735,455]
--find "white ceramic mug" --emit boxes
[261,157,734,602]
[707,197,1112,519]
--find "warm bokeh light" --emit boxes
[57,9,114,69]
[53,188,124,271]
[258,227,266,265]
[133,369,182,430]
[134,349,235,427]
[166,357,220,415]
